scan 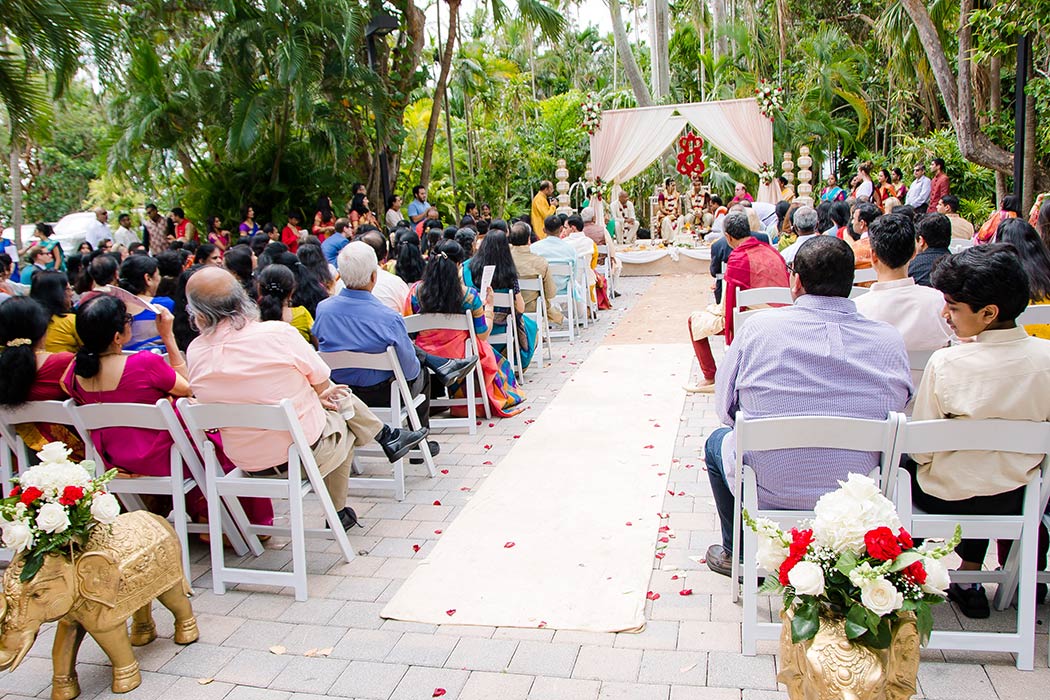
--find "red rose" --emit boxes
[903,560,927,585]
[779,554,801,586]
[864,526,902,561]
[896,527,914,550]
[59,485,85,506]
[789,528,814,558]
[19,487,43,506]
[8,486,20,498]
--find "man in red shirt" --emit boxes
[928,157,950,213]
[685,212,789,392]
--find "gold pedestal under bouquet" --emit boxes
[0,443,198,699]
[746,474,961,700]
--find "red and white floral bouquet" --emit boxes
[745,473,960,648]
[755,79,784,121]
[581,92,603,135]
[758,162,778,185]
[0,442,119,581]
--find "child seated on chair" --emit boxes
[905,244,1050,619]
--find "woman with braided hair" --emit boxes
[256,263,315,345]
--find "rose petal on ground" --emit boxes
[488,423,495,427]
[483,444,492,450]
[440,469,449,474]
[677,491,685,496]
[659,537,669,543]
[654,552,665,560]
[659,526,670,533]
[671,575,679,580]
[538,621,547,628]
[513,435,520,439]
[504,541,516,548]
[433,500,442,506]
[433,689,447,698]
[446,609,456,616]
[412,544,421,553]
[483,460,493,465]
[657,472,666,476]
[667,490,675,496]
[684,463,695,469]
[646,591,661,601]
[643,444,655,449]
[197,678,214,685]
[679,589,693,596]
[460,487,471,491]
[524,419,535,424]
[625,521,632,526]
[654,423,661,427]
[434,529,443,534]
[269,645,286,655]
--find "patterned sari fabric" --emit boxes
[405,283,526,417]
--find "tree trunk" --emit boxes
[608,0,652,107]
[1023,69,1036,213]
[990,55,1006,202]
[9,142,22,249]
[710,0,727,60]
[647,0,669,100]
[420,0,461,187]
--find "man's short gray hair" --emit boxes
[186,274,258,334]
[581,207,595,223]
[793,206,818,233]
[338,241,379,289]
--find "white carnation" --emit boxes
[1,518,34,553]
[19,461,93,497]
[35,502,71,534]
[812,473,902,553]
[788,561,826,595]
[90,493,121,525]
[36,442,72,465]
[860,577,904,617]
[920,556,950,596]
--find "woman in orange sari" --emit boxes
[403,239,525,417]
[975,195,1020,244]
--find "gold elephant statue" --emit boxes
[0,511,199,700]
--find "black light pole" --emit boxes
[1012,34,1032,203]
[366,13,399,212]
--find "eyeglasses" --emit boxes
[786,262,796,274]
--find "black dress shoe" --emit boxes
[706,544,734,577]
[432,357,478,387]
[948,583,990,619]
[410,441,441,464]
[330,506,362,531]
[613,291,622,298]
[376,425,429,462]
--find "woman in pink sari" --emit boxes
[403,239,525,417]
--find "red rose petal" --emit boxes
[667,490,675,496]
[625,521,633,526]
[654,423,661,427]
[433,688,447,697]
[643,444,655,449]
[657,512,670,519]
[440,469,449,474]
[671,575,679,580]
[504,541,516,548]
[482,460,493,465]
[488,423,495,427]
[654,552,665,560]
[512,435,520,439]
[659,537,669,543]
[412,544,421,552]
[434,530,443,534]
[657,472,666,476]
[538,620,547,628]
[483,444,492,450]
[460,487,471,491]
[524,419,535,424]
[679,589,693,596]
[646,591,661,600]
[684,463,695,469]
[433,500,442,506]
[659,526,670,533]
[476,420,482,426]
[677,491,685,496]
[445,609,456,616]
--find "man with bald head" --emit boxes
[185,267,427,530]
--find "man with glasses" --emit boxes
[702,235,912,577]
[905,164,932,214]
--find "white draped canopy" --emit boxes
[588,98,778,204]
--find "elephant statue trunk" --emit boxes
[0,511,199,700]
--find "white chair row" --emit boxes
[733,285,870,331]
[518,275,553,365]
[732,412,1050,669]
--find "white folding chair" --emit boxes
[488,290,522,379]
[0,400,83,478]
[577,251,597,326]
[1017,304,1050,326]
[177,398,355,601]
[318,347,436,501]
[517,275,552,364]
[596,244,615,299]
[949,239,974,254]
[548,262,577,342]
[893,419,1050,670]
[733,287,792,331]
[69,399,254,581]
[403,311,490,433]
[731,412,906,655]
[848,286,871,298]
[853,267,878,285]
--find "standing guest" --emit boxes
[407,185,431,225]
[778,206,821,265]
[479,203,492,222]
[907,245,1050,617]
[729,182,753,206]
[355,229,410,313]
[464,202,480,220]
[820,174,846,203]
[223,244,256,297]
[905,164,932,213]
[975,195,1020,244]
[239,204,260,239]
[530,181,557,239]
[908,213,953,287]
[394,229,425,284]
[171,207,198,243]
[142,203,169,254]
[112,213,137,249]
[937,194,975,240]
[611,189,640,243]
[30,270,80,353]
[281,211,305,253]
[1037,199,1050,250]
[854,162,874,202]
[312,195,336,241]
[118,255,176,351]
[85,208,112,251]
[684,212,789,394]
[995,218,1050,339]
[206,216,230,252]
[927,157,950,212]
[509,220,563,324]
[385,193,405,230]
[26,222,64,271]
[348,193,379,233]
[185,267,427,531]
[256,264,314,344]
[19,247,54,285]
[0,297,84,459]
[702,236,911,576]
[193,243,223,267]
[890,167,908,200]
[854,214,952,355]
[322,218,353,266]
[875,169,895,210]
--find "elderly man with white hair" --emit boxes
[778,206,820,265]
[312,242,477,456]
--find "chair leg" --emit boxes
[205,464,226,595]
[1015,486,1039,670]
[742,528,759,656]
[171,481,192,584]
[287,472,309,602]
[393,457,406,501]
[465,369,478,435]
[478,365,492,420]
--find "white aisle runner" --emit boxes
[381,343,691,632]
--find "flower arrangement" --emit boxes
[745,473,960,648]
[0,442,119,581]
[758,162,777,185]
[755,79,784,121]
[581,92,602,135]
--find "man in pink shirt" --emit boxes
[185,268,427,530]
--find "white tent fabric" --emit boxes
[589,98,778,204]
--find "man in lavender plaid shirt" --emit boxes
[703,236,913,577]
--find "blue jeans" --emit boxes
[704,428,736,550]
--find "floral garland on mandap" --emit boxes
[0,442,120,582]
[581,92,602,135]
[758,162,777,185]
[745,473,960,648]
[755,79,784,121]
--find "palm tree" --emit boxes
[607,0,652,107]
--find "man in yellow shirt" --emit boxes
[531,181,557,239]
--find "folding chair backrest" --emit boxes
[901,419,1050,455]
[848,286,870,298]
[1017,304,1050,326]
[491,290,516,315]
[403,311,472,334]
[0,399,79,469]
[853,267,878,284]
[517,277,542,293]
[735,287,792,308]
[319,347,411,403]
[736,414,900,454]
[908,350,934,372]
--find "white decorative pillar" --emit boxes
[796,146,814,207]
[555,159,572,216]
[781,151,794,189]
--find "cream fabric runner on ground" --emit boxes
[381,342,691,632]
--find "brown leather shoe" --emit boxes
[705,544,734,577]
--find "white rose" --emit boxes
[756,536,790,572]
[1,519,34,553]
[860,577,904,616]
[812,473,901,553]
[35,502,71,534]
[37,442,72,465]
[788,561,826,595]
[90,493,121,525]
[920,557,950,596]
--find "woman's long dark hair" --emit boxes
[29,270,71,317]
[193,243,218,265]
[395,230,425,283]
[35,222,55,239]
[172,266,201,352]
[256,264,296,322]
[224,244,256,296]
[996,219,1050,302]
[119,255,159,295]
[316,195,334,222]
[469,231,518,290]
[297,243,333,288]
[272,252,326,316]
[0,298,51,406]
[206,216,221,235]
[349,193,369,216]
[73,295,127,379]
[418,240,466,315]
